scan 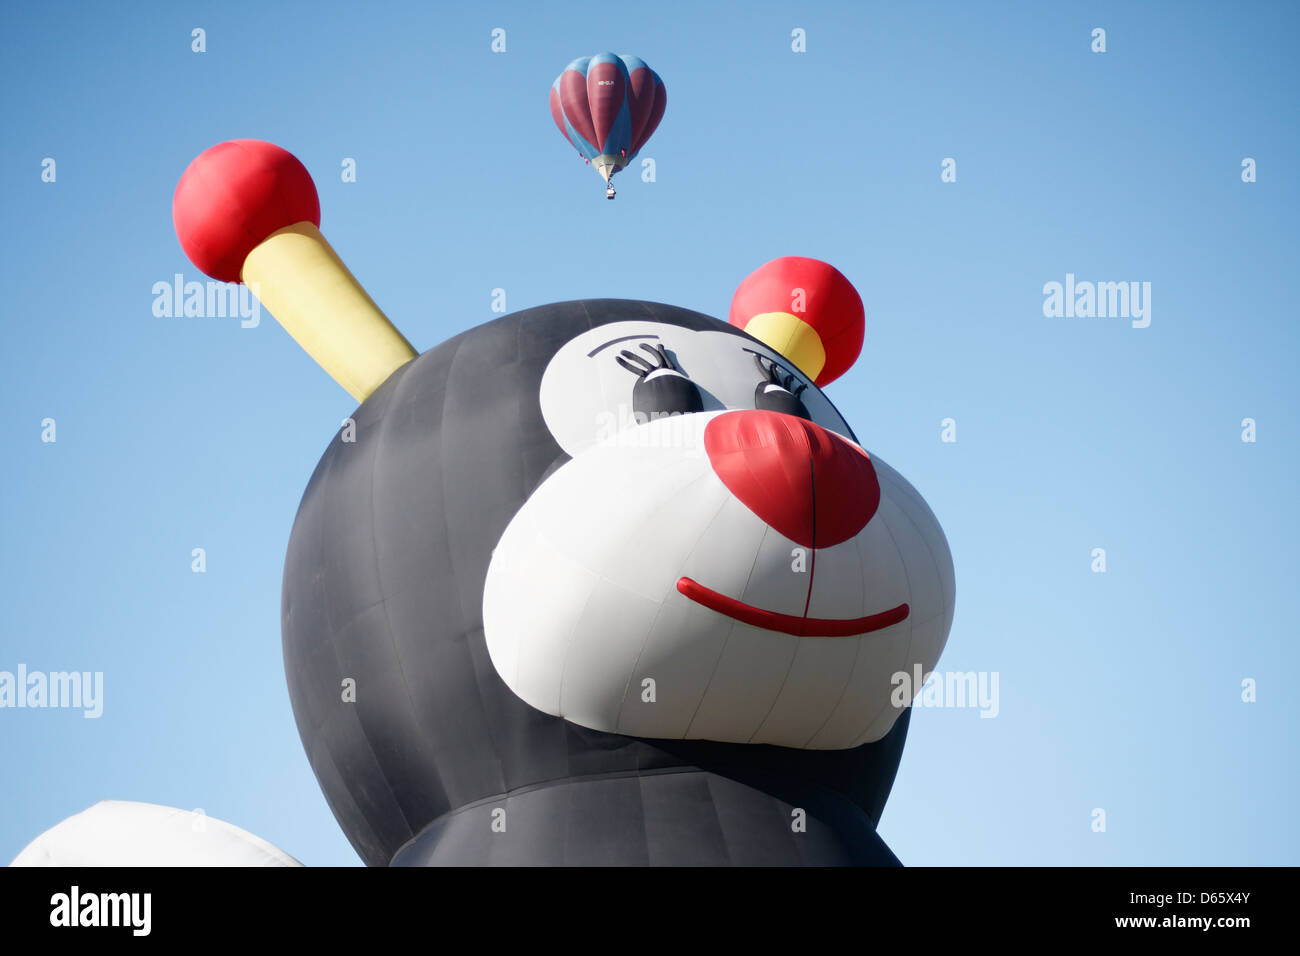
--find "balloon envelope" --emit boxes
[10,801,302,867]
[281,300,939,867]
[550,53,666,183]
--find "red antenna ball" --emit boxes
[172,139,320,283]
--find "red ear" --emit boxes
[729,256,865,387]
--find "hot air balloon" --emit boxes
[11,801,301,867]
[549,52,666,199]
[10,140,955,868]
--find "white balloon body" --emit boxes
[10,801,302,867]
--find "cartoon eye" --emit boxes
[615,342,705,419]
[752,354,811,420]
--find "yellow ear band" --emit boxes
[241,222,417,402]
[741,311,827,383]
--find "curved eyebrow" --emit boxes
[587,333,660,357]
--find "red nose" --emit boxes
[703,410,880,549]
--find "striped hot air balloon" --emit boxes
[549,52,666,197]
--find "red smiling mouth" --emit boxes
[676,577,909,638]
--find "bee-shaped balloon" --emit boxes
[14,141,953,867]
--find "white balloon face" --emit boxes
[539,320,856,458]
[487,330,956,750]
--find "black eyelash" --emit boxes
[615,341,704,417]
[753,353,808,397]
[616,342,679,379]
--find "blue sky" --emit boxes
[1,0,1296,865]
